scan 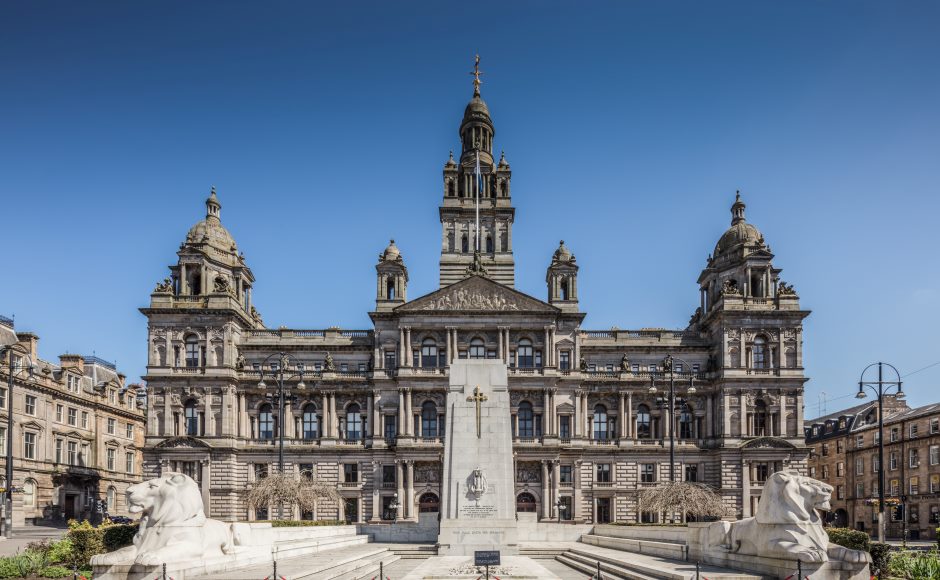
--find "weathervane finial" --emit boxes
[470,54,483,95]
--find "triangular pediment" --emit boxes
[397,276,558,314]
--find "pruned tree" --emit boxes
[246,473,342,519]
[638,481,734,522]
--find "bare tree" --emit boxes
[638,482,734,522]
[246,472,342,519]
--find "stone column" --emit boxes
[796,393,804,433]
[371,461,380,521]
[740,393,747,437]
[740,328,746,367]
[496,326,503,361]
[779,393,787,437]
[399,327,406,367]
[322,391,330,437]
[741,459,751,517]
[543,326,551,367]
[163,389,173,436]
[180,263,188,295]
[446,327,454,364]
[398,389,405,436]
[543,389,551,436]
[284,395,294,439]
[372,392,381,439]
[573,461,583,522]
[705,394,712,438]
[552,460,561,518]
[626,392,633,439]
[619,392,627,438]
[723,392,731,437]
[330,393,339,438]
[404,389,413,436]
[406,460,415,520]
[541,461,550,520]
[221,387,232,437]
[200,460,211,513]
[405,327,412,367]
[573,391,581,438]
[396,460,405,520]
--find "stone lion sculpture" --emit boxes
[707,472,868,564]
[92,473,234,566]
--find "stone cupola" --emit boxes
[375,239,408,311]
[546,240,579,311]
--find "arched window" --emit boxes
[485,236,493,253]
[516,492,537,512]
[419,492,440,513]
[469,338,486,359]
[752,336,767,369]
[259,404,274,439]
[302,404,319,440]
[346,403,362,441]
[447,181,455,197]
[593,404,609,440]
[560,278,569,301]
[517,401,534,438]
[106,486,116,512]
[386,277,396,300]
[518,339,534,368]
[421,339,438,369]
[184,399,199,436]
[636,405,651,439]
[754,399,768,436]
[461,235,469,253]
[184,335,201,368]
[679,408,694,439]
[22,479,36,508]
[421,401,438,438]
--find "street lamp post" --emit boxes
[555,499,567,524]
[648,355,696,483]
[856,362,903,544]
[257,352,306,519]
[0,347,34,539]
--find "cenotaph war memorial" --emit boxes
[438,359,519,555]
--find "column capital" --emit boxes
[543,324,556,331]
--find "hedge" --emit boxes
[66,519,138,567]
[825,527,871,552]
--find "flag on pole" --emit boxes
[474,151,482,252]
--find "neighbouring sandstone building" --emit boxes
[0,316,145,526]
[806,397,940,541]
[141,69,811,525]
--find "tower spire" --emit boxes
[470,54,483,96]
[731,190,746,225]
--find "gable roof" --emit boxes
[396,275,559,314]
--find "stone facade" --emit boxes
[0,316,145,526]
[806,397,940,540]
[141,71,811,525]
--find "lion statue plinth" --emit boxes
[705,472,869,569]
[92,473,234,567]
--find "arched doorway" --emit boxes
[419,492,439,513]
[516,492,537,513]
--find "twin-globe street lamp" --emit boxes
[0,346,34,538]
[648,354,696,484]
[856,362,904,544]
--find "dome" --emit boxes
[185,187,238,260]
[445,151,457,168]
[714,192,763,255]
[380,239,401,262]
[463,93,491,120]
[552,240,575,263]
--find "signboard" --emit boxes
[474,550,500,566]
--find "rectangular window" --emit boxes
[692,364,700,373]
[55,439,63,463]
[340,363,348,372]
[873,456,880,473]
[931,418,940,434]
[25,395,36,415]
[640,463,655,483]
[856,482,864,498]
[909,449,919,468]
[890,427,899,442]
[0,387,5,409]
[822,443,829,456]
[856,434,864,448]
[631,364,639,373]
[81,412,88,428]
[126,423,133,438]
[930,445,939,466]
[560,465,573,484]
[836,485,845,500]
[126,452,135,474]
[889,453,898,470]
[107,448,115,470]
[24,432,36,459]
[910,477,919,495]
[559,351,570,371]
[684,464,698,482]
[109,389,116,403]
[822,465,829,479]
[595,463,611,483]
[68,441,77,465]
[836,462,844,477]
[836,440,844,453]
[80,443,88,466]
[299,464,314,480]
[931,475,940,493]
[856,457,864,475]
[68,407,77,426]
[890,479,900,496]
[107,418,115,434]
[344,463,359,483]
[648,364,657,373]
[382,465,396,485]
[910,423,919,438]
[254,464,268,480]
[559,416,571,439]
[384,415,397,440]
[56,404,63,422]
[874,430,881,444]
[809,466,817,478]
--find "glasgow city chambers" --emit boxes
[141,73,812,526]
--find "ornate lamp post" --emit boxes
[0,346,34,538]
[256,353,306,476]
[856,362,903,544]
[555,498,567,524]
[648,354,696,483]
[389,492,401,522]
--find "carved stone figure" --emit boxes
[154,278,174,294]
[235,353,246,370]
[706,472,869,565]
[778,281,797,296]
[324,352,336,372]
[721,279,740,296]
[579,357,588,372]
[213,275,229,294]
[467,468,487,499]
[91,473,235,566]
[619,354,630,372]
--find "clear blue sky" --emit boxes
[2,1,938,416]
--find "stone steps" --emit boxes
[581,533,689,560]
[556,544,764,580]
[327,551,402,580]
[557,551,660,580]
[197,544,391,580]
[383,543,438,559]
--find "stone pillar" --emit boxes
[446,327,454,364]
[796,393,804,433]
[404,327,412,367]
[163,389,173,436]
[619,392,627,438]
[541,461,550,520]
[552,460,561,518]
[372,392,381,439]
[705,394,712,439]
[740,393,747,437]
[496,326,503,361]
[573,391,581,438]
[397,389,405,436]
[573,461,583,522]
[399,327,406,367]
[740,328,746,368]
[723,392,731,437]
[322,392,330,438]
[543,326,551,367]
[200,460,211,513]
[396,460,405,520]
[371,461,380,522]
[543,389,551,436]
[180,263,188,295]
[741,459,751,517]
[330,393,339,438]
[406,460,415,520]
[284,396,294,439]
[779,392,787,437]
[221,387,232,437]
[626,392,633,439]
[404,389,413,436]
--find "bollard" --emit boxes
[695,561,700,580]
[163,562,167,580]
[797,559,802,580]
[596,560,602,580]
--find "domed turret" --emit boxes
[714,191,763,256]
[185,186,239,265]
[375,238,408,311]
[380,239,401,262]
[552,240,575,264]
[547,240,579,311]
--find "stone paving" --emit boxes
[0,524,68,557]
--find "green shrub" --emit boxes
[869,542,892,578]
[101,523,138,552]
[264,520,345,527]
[66,520,103,568]
[825,527,871,551]
[40,565,73,578]
[47,538,74,565]
[888,549,940,579]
